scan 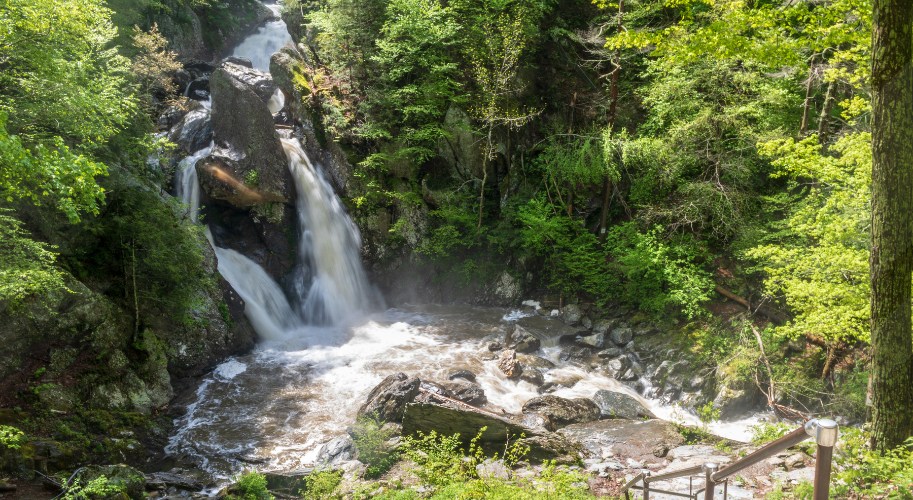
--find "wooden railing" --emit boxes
[623,418,839,500]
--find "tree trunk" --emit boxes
[817,81,835,145]
[870,0,913,452]
[799,60,816,136]
[598,177,612,242]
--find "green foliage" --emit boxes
[0,213,67,306]
[351,415,400,478]
[604,223,714,318]
[0,115,107,223]
[130,23,182,101]
[0,0,137,149]
[746,133,871,345]
[833,428,913,497]
[539,127,621,187]
[750,422,791,445]
[696,401,720,424]
[61,474,125,500]
[303,470,343,499]
[231,471,273,500]
[0,425,25,450]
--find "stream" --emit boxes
[166,0,764,482]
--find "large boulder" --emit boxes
[592,390,656,420]
[198,66,293,208]
[506,325,541,354]
[358,373,420,423]
[522,395,601,429]
[220,61,277,102]
[497,349,522,379]
[441,380,487,406]
[402,402,583,463]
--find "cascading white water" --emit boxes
[176,143,212,221]
[230,3,293,71]
[282,137,377,325]
[166,1,764,483]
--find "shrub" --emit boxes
[303,469,343,499]
[231,471,273,500]
[0,425,24,450]
[351,415,400,478]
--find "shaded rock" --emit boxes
[609,327,633,346]
[441,380,487,406]
[506,325,541,353]
[168,101,212,154]
[591,319,617,335]
[498,350,522,379]
[358,373,420,423]
[448,370,477,383]
[519,368,544,386]
[592,390,655,420]
[578,332,607,349]
[522,395,600,429]
[224,56,253,68]
[145,472,204,492]
[263,469,313,497]
[561,304,583,325]
[516,315,587,344]
[199,66,293,208]
[402,402,583,462]
[559,346,592,363]
[606,356,632,377]
[785,452,806,470]
[186,76,210,101]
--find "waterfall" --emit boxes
[230,3,293,72]
[176,143,212,221]
[282,137,377,325]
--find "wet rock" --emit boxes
[581,315,593,330]
[498,349,522,379]
[168,101,212,154]
[560,346,592,363]
[448,370,477,383]
[270,48,306,118]
[316,435,355,465]
[487,341,503,352]
[224,56,253,68]
[519,368,545,386]
[516,354,555,370]
[441,380,487,406]
[522,396,600,429]
[220,60,277,102]
[145,472,204,492]
[578,332,607,349]
[609,326,633,346]
[561,304,583,325]
[606,356,632,377]
[597,347,623,359]
[592,390,655,420]
[358,373,420,423]
[157,104,189,130]
[516,315,586,344]
[402,402,583,463]
[200,65,293,207]
[76,465,146,499]
[186,76,210,100]
[506,325,541,354]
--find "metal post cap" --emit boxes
[816,418,839,447]
[703,462,719,472]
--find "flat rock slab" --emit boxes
[558,419,684,462]
[402,402,582,463]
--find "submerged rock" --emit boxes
[441,380,487,406]
[168,100,212,154]
[592,390,656,420]
[522,395,600,429]
[558,419,684,462]
[358,373,420,423]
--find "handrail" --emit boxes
[622,418,839,500]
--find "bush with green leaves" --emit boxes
[61,475,124,500]
[231,471,273,500]
[302,469,343,499]
[351,415,401,478]
[0,213,67,307]
[0,425,24,450]
[833,428,913,497]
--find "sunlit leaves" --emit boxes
[0,213,68,305]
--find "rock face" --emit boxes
[358,373,421,423]
[402,402,583,463]
[441,380,487,406]
[522,395,601,429]
[506,325,541,353]
[592,390,656,420]
[558,419,685,462]
[198,65,293,208]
